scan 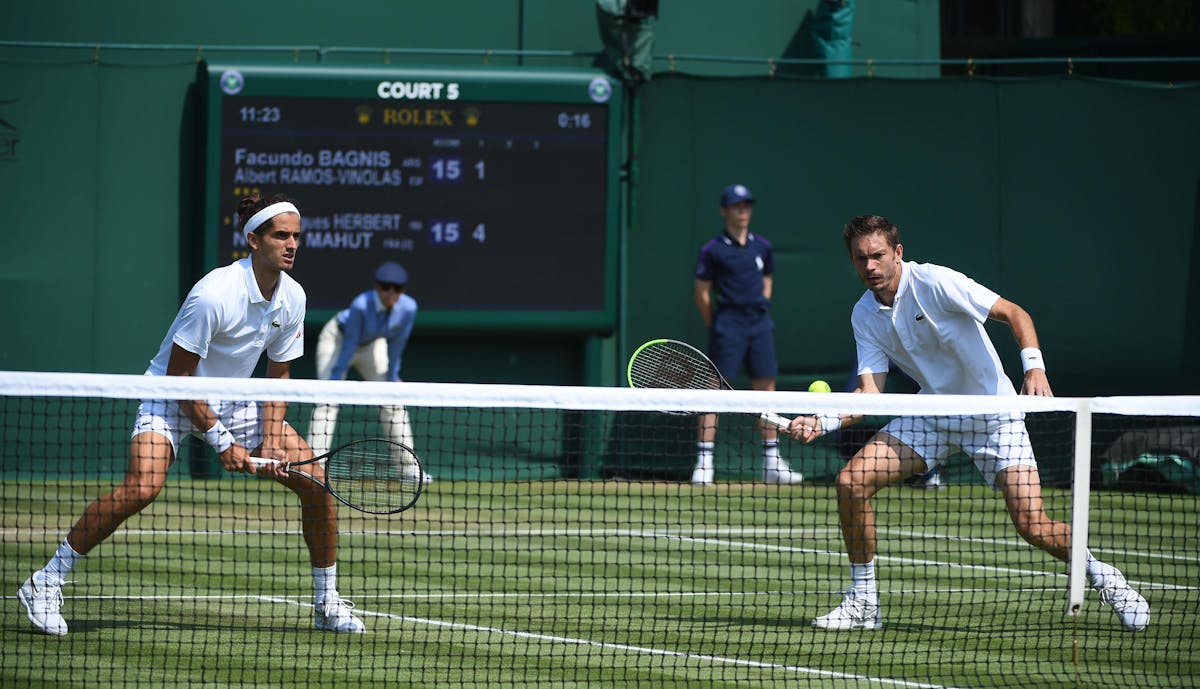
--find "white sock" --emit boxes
[849,560,878,602]
[313,564,337,603]
[695,442,714,470]
[42,538,83,585]
[762,440,780,470]
[1086,550,1123,589]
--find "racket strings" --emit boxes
[324,439,422,514]
[630,342,722,390]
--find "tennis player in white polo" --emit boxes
[18,194,365,636]
[788,214,1149,633]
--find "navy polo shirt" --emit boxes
[694,231,774,314]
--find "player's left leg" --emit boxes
[249,413,365,633]
[994,464,1149,631]
[982,421,1149,632]
[993,465,1069,557]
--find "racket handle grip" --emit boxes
[248,457,285,469]
[759,412,790,429]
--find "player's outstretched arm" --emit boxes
[786,372,885,443]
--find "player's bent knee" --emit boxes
[113,482,163,513]
[835,468,872,500]
[1010,514,1052,546]
[283,474,327,501]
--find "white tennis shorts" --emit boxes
[131,399,265,459]
[879,413,1038,488]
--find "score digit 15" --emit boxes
[429,157,486,182]
[428,220,487,245]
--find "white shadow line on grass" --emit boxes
[257,595,972,689]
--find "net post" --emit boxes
[1066,397,1092,618]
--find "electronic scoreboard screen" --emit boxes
[199,63,621,330]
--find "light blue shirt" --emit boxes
[330,290,417,382]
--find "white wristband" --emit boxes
[1020,347,1045,373]
[818,413,842,434]
[203,421,234,453]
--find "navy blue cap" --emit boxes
[374,261,408,285]
[719,184,755,206]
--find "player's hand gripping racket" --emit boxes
[626,338,790,429]
[249,438,424,515]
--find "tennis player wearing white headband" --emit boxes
[19,194,367,636]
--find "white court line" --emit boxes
[258,595,971,689]
[4,586,1065,603]
[2,527,844,538]
[6,526,1194,589]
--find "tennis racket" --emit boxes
[626,338,790,429]
[249,438,424,515]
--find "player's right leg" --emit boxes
[814,430,925,630]
[19,429,174,636]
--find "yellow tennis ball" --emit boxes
[808,380,832,393]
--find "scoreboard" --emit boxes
[199,63,622,330]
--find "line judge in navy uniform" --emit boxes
[307,261,431,483]
[691,184,803,485]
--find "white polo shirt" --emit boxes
[851,261,1016,396]
[146,258,306,378]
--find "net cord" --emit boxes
[4,371,1194,416]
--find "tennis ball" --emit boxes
[808,380,832,393]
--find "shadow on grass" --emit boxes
[9,617,329,636]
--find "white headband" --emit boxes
[243,201,300,236]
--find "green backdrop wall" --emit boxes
[2,1,1196,397]
[629,75,1200,396]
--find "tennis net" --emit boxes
[1,371,1196,688]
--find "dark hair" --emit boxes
[843,214,900,253]
[236,193,297,236]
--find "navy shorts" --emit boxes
[708,312,777,381]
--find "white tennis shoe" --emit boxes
[812,591,881,630]
[313,593,366,633]
[690,466,714,485]
[18,572,68,636]
[763,457,804,485]
[1092,575,1150,632]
